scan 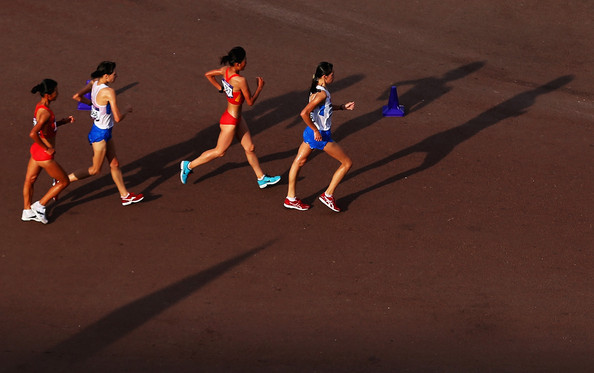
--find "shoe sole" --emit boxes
[284,203,309,211]
[318,196,340,212]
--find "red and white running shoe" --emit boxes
[318,194,340,212]
[121,192,144,206]
[284,198,310,211]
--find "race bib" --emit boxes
[221,79,234,99]
[90,106,100,121]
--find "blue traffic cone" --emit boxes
[382,86,405,117]
[77,80,92,111]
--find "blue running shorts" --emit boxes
[303,127,333,150]
[88,125,113,144]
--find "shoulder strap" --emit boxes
[225,68,239,81]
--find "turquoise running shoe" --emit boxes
[257,174,281,189]
[180,161,192,184]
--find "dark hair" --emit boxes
[220,46,246,66]
[91,61,116,79]
[309,62,333,94]
[31,79,58,96]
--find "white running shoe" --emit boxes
[31,201,48,224]
[21,209,41,222]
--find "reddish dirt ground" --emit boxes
[1,1,593,372]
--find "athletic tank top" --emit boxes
[309,85,332,131]
[90,81,114,129]
[221,69,245,105]
[33,103,57,139]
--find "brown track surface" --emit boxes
[1,1,593,372]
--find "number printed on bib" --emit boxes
[90,106,100,121]
[221,79,234,99]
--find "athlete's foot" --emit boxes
[258,174,281,189]
[180,161,192,184]
[121,192,144,206]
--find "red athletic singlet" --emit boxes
[221,69,245,105]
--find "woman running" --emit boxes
[284,62,354,212]
[69,61,143,206]
[180,46,281,189]
[22,79,75,224]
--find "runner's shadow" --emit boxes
[49,123,222,218]
[381,61,486,115]
[300,63,487,203]
[339,75,574,209]
[116,82,139,95]
[11,241,272,372]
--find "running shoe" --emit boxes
[31,201,49,224]
[318,193,341,212]
[21,209,41,222]
[180,160,192,184]
[121,192,144,206]
[283,198,310,211]
[258,174,281,189]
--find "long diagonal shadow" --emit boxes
[298,62,486,204]
[48,123,221,218]
[339,75,574,208]
[11,242,271,372]
[115,82,139,95]
[381,62,486,115]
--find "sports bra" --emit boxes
[33,103,57,139]
[221,69,244,105]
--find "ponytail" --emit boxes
[91,61,116,79]
[309,62,333,94]
[220,46,246,66]
[31,78,57,96]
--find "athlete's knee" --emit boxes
[56,178,70,189]
[244,143,255,153]
[109,158,121,169]
[296,157,308,168]
[342,157,353,170]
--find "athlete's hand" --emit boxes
[344,101,355,110]
[45,147,55,156]
[314,129,322,141]
[256,77,265,89]
[58,116,75,125]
